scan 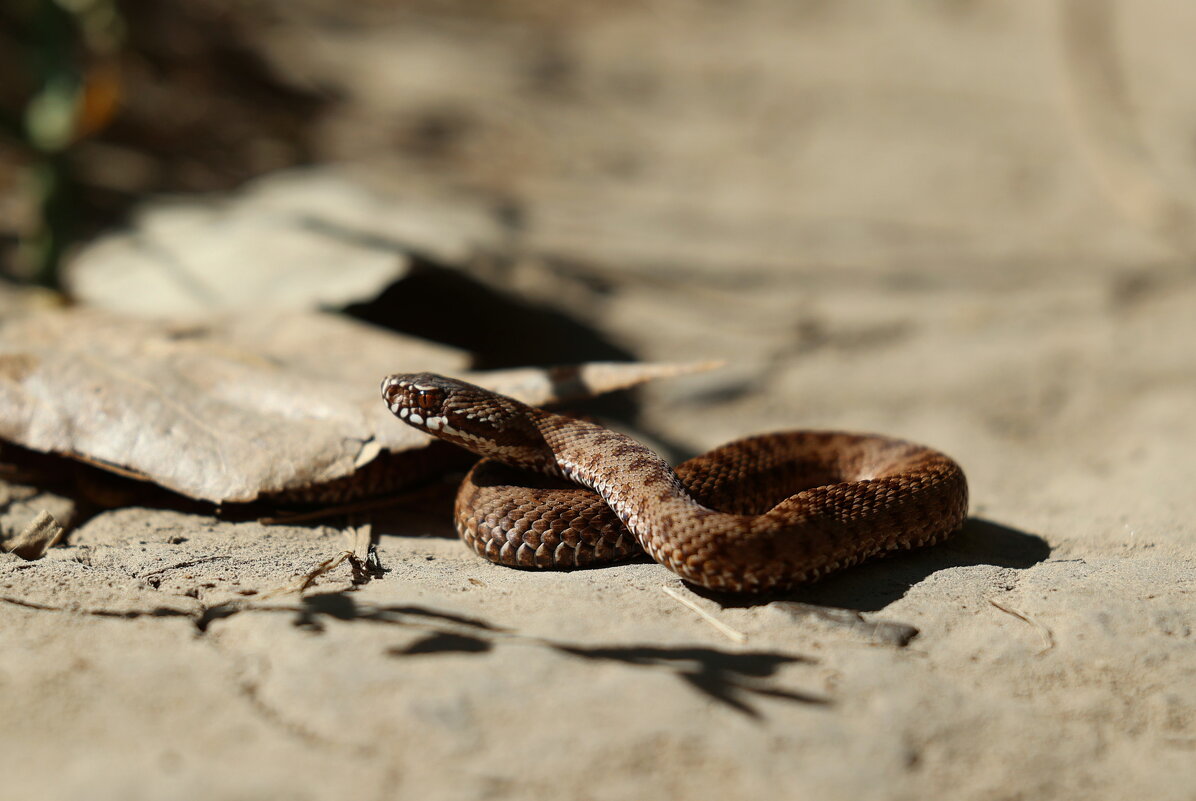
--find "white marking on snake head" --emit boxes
[409,412,424,426]
[399,408,410,419]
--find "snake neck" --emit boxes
[528,408,726,541]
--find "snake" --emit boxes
[381,372,968,594]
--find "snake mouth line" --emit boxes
[396,408,452,433]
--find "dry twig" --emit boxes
[662,585,747,645]
[989,598,1055,656]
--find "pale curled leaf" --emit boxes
[65,168,505,317]
[0,308,718,503]
[470,360,725,407]
[3,510,65,560]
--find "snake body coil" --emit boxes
[382,373,968,593]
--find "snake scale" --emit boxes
[382,373,968,594]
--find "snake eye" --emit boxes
[416,388,441,410]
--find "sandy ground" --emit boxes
[3,2,1196,800]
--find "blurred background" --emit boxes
[4,6,1196,797]
[2,0,1193,384]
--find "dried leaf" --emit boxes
[64,169,504,316]
[0,474,77,545]
[4,510,65,560]
[0,308,716,503]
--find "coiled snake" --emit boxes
[382,373,968,593]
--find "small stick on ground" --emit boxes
[258,551,354,600]
[344,524,383,584]
[989,598,1055,656]
[4,510,65,559]
[662,585,747,645]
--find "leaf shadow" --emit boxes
[345,253,636,373]
[546,643,828,718]
[281,592,826,718]
[291,592,502,633]
[389,631,494,656]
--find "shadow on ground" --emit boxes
[347,255,634,371]
[281,592,828,718]
[690,517,1050,614]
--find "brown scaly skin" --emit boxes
[382,373,968,594]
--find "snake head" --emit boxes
[381,372,550,466]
